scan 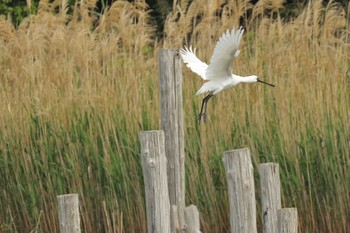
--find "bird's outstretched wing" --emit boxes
[205,27,244,80]
[179,46,208,80]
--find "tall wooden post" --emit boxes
[158,49,185,232]
[140,130,171,233]
[259,163,282,233]
[57,194,81,233]
[223,148,257,233]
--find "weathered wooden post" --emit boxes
[140,130,171,233]
[184,205,201,233]
[277,208,298,233]
[158,49,185,232]
[57,194,81,233]
[223,148,257,233]
[259,163,282,233]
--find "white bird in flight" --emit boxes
[180,26,275,124]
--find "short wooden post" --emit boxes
[259,163,282,233]
[57,194,81,233]
[277,208,298,233]
[140,130,171,233]
[158,49,185,232]
[184,205,201,233]
[223,148,257,233]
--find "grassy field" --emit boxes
[0,0,349,232]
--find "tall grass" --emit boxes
[0,0,349,232]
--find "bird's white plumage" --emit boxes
[205,27,244,80]
[179,46,208,80]
[180,27,244,83]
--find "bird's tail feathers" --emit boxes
[196,82,222,96]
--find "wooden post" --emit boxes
[140,130,171,233]
[259,163,282,233]
[223,148,257,233]
[57,194,81,233]
[184,205,201,233]
[277,208,298,233]
[158,49,185,232]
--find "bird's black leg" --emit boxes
[198,94,213,124]
[202,94,213,123]
[198,97,207,124]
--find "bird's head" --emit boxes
[251,75,258,82]
[243,75,275,87]
[244,75,258,83]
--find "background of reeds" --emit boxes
[0,0,349,232]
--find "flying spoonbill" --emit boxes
[180,27,275,124]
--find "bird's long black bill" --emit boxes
[257,79,275,87]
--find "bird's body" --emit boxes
[196,74,258,95]
[180,27,274,123]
